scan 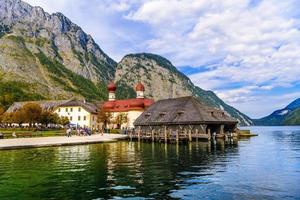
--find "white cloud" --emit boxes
[126,0,300,117]
[230,91,300,118]
[22,0,300,117]
[128,0,300,83]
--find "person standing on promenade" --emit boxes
[66,127,72,137]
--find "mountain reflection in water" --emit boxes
[0,126,300,200]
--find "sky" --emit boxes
[23,0,300,118]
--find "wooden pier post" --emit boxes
[176,129,179,142]
[188,129,192,142]
[164,126,167,143]
[207,128,211,140]
[220,125,224,135]
[184,128,187,141]
[195,129,198,142]
[152,129,155,142]
[138,126,141,141]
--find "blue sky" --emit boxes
[24,0,300,118]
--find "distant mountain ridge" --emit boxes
[0,0,253,126]
[254,98,300,125]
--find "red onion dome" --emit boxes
[135,82,145,91]
[107,82,116,92]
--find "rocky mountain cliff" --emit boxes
[0,0,116,103]
[0,0,253,125]
[115,53,253,126]
[254,98,300,125]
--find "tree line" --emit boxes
[0,102,131,130]
[0,103,69,127]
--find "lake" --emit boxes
[0,126,299,200]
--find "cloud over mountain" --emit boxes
[24,0,300,117]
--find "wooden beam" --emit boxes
[207,128,211,135]
[164,126,167,143]
[200,125,207,134]
[207,128,211,140]
[138,126,141,141]
[220,125,224,135]
[152,129,155,142]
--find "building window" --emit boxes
[70,108,73,112]
[78,107,81,112]
[93,116,95,121]
[84,116,87,121]
[78,116,81,121]
[66,108,68,112]
[70,116,73,121]
[58,108,61,112]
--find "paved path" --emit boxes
[0,134,128,150]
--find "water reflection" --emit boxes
[0,140,237,199]
[0,127,300,199]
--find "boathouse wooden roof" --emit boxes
[134,96,238,126]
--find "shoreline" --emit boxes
[0,134,128,150]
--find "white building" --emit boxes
[53,100,101,129]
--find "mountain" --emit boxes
[254,98,300,125]
[114,53,253,126]
[0,0,253,126]
[0,0,116,107]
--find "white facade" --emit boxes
[108,92,116,101]
[54,106,100,129]
[136,91,144,99]
[109,110,144,129]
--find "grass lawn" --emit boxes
[0,129,66,139]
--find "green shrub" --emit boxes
[0,77,45,109]
[110,129,121,134]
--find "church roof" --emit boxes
[102,98,154,112]
[134,96,238,126]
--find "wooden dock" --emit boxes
[127,128,238,143]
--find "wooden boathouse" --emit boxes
[132,96,238,142]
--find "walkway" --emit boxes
[0,134,128,150]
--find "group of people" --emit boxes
[66,127,98,137]
[65,126,136,137]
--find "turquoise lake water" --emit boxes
[0,126,299,199]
